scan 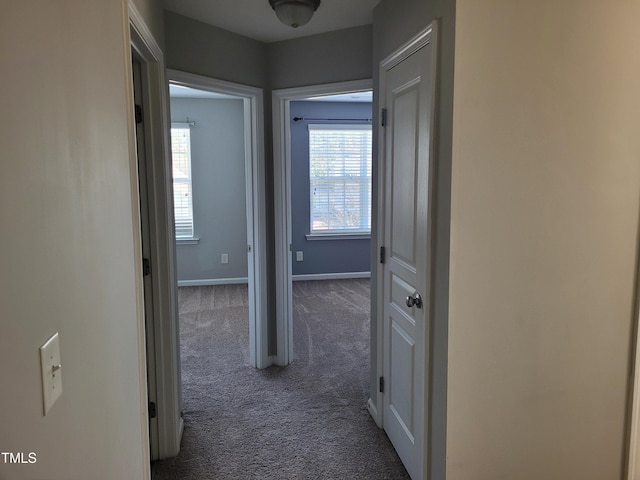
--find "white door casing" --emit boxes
[131,54,160,461]
[128,2,183,463]
[378,24,438,480]
[166,69,269,369]
[627,246,640,479]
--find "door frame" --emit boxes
[127,2,183,462]
[167,69,269,369]
[627,262,640,479]
[374,23,439,478]
[131,52,159,461]
[272,79,373,366]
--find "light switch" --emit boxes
[40,332,62,415]
[221,253,229,264]
[296,251,304,262]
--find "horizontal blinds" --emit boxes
[170,124,194,238]
[308,124,372,233]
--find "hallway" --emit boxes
[151,279,409,479]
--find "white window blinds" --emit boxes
[308,124,372,234]
[170,123,194,238]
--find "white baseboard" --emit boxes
[177,277,248,287]
[367,398,381,427]
[177,416,184,448]
[292,272,371,282]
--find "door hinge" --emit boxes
[380,246,386,264]
[143,258,151,276]
[379,376,385,393]
[381,108,387,127]
[135,104,143,124]
[149,401,157,419]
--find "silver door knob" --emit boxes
[406,293,423,309]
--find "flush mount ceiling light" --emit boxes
[269,0,321,28]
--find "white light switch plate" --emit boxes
[296,251,304,262]
[40,332,62,415]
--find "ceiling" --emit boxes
[163,0,381,43]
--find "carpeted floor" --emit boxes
[151,279,409,480]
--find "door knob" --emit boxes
[406,293,423,309]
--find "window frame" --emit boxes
[307,123,372,237]
[170,122,197,242]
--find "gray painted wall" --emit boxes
[268,25,373,90]
[131,0,165,48]
[164,12,372,93]
[165,12,268,89]
[372,1,456,479]
[170,97,248,282]
[290,101,372,276]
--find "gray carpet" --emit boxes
[151,279,409,480]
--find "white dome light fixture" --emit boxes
[269,0,321,28]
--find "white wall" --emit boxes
[448,1,640,478]
[0,1,160,479]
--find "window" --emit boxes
[170,123,194,239]
[309,124,372,234]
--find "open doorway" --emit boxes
[287,92,373,371]
[168,81,251,408]
[272,79,373,366]
[167,70,268,371]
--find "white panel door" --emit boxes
[381,26,436,480]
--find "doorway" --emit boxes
[129,9,182,463]
[167,80,258,427]
[166,69,268,369]
[627,245,640,478]
[131,51,159,460]
[272,79,373,367]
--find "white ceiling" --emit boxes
[163,0,381,43]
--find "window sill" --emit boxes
[305,233,371,241]
[176,237,200,245]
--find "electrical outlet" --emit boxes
[296,251,304,262]
[40,332,62,415]
[221,253,229,264]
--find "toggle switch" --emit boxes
[40,332,62,415]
